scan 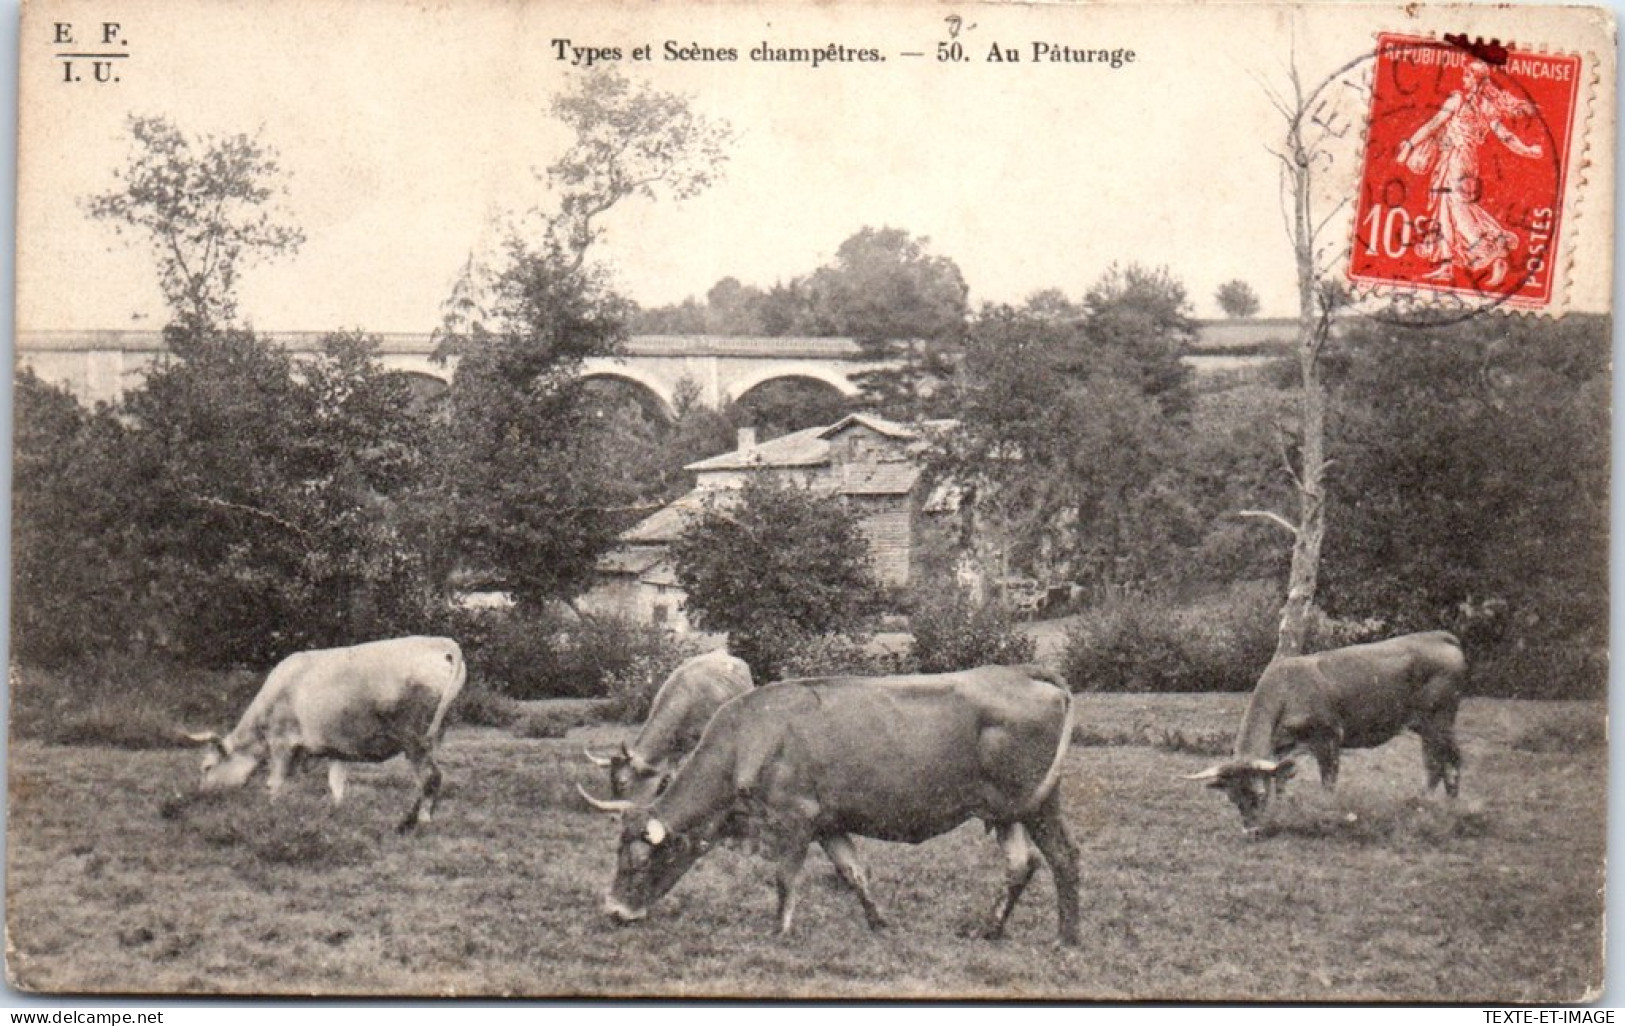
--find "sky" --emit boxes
[13,1,1616,333]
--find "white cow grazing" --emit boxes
[186,636,466,832]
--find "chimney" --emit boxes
[737,426,757,451]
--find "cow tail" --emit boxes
[1017,673,1075,818]
[426,643,468,743]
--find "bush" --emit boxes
[450,677,522,729]
[453,607,697,701]
[907,588,1036,673]
[775,632,908,681]
[1062,582,1279,693]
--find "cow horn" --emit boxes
[1247,759,1281,774]
[1182,765,1225,782]
[576,783,633,813]
[582,745,614,768]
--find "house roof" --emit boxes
[818,412,918,441]
[685,424,830,472]
[686,413,929,473]
[619,488,740,545]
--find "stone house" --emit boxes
[581,413,944,630]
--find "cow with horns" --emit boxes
[584,649,753,804]
[580,666,1082,944]
[1185,631,1467,833]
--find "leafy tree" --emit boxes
[942,303,1199,594]
[113,328,438,664]
[672,476,884,680]
[85,115,305,330]
[807,227,968,417]
[1080,263,1197,418]
[428,70,732,608]
[1215,279,1262,318]
[1320,315,1608,685]
[11,372,154,665]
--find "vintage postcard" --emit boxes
[8,0,1615,1002]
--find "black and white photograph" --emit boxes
[7,0,1615,1002]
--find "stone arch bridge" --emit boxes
[15,330,883,415]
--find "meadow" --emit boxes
[5,693,1605,1001]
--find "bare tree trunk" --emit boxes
[1273,77,1335,659]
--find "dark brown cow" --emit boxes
[1186,631,1466,832]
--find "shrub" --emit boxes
[1063,594,1197,693]
[907,588,1036,673]
[513,705,599,739]
[776,632,909,681]
[600,642,706,724]
[450,677,522,729]
[455,607,697,701]
[1470,642,1607,701]
[1061,582,1279,694]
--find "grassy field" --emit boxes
[5,693,1605,1001]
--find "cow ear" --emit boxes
[1273,758,1297,780]
[644,818,667,846]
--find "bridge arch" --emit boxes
[579,369,677,421]
[724,363,862,405]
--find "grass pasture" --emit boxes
[5,694,1605,1001]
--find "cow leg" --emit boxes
[327,762,349,805]
[1416,716,1462,797]
[820,834,889,931]
[773,842,811,937]
[265,747,295,798]
[397,753,443,834]
[978,822,1042,941]
[1308,735,1341,789]
[1023,791,1082,947]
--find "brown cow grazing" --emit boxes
[1186,631,1466,833]
[581,666,1081,944]
[184,636,466,833]
[583,649,753,803]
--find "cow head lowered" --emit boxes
[1186,631,1466,835]
[579,668,1082,944]
[582,743,669,803]
[576,789,712,922]
[185,731,263,791]
[1183,758,1296,833]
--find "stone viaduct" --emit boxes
[14,330,879,416]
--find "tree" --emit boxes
[807,227,969,417]
[11,372,154,665]
[546,70,733,262]
[1080,263,1197,418]
[1216,279,1262,318]
[672,476,884,680]
[1241,61,1352,658]
[113,328,438,664]
[85,115,305,330]
[428,70,732,608]
[1320,315,1608,694]
[942,302,1199,595]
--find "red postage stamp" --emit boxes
[1349,35,1583,310]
